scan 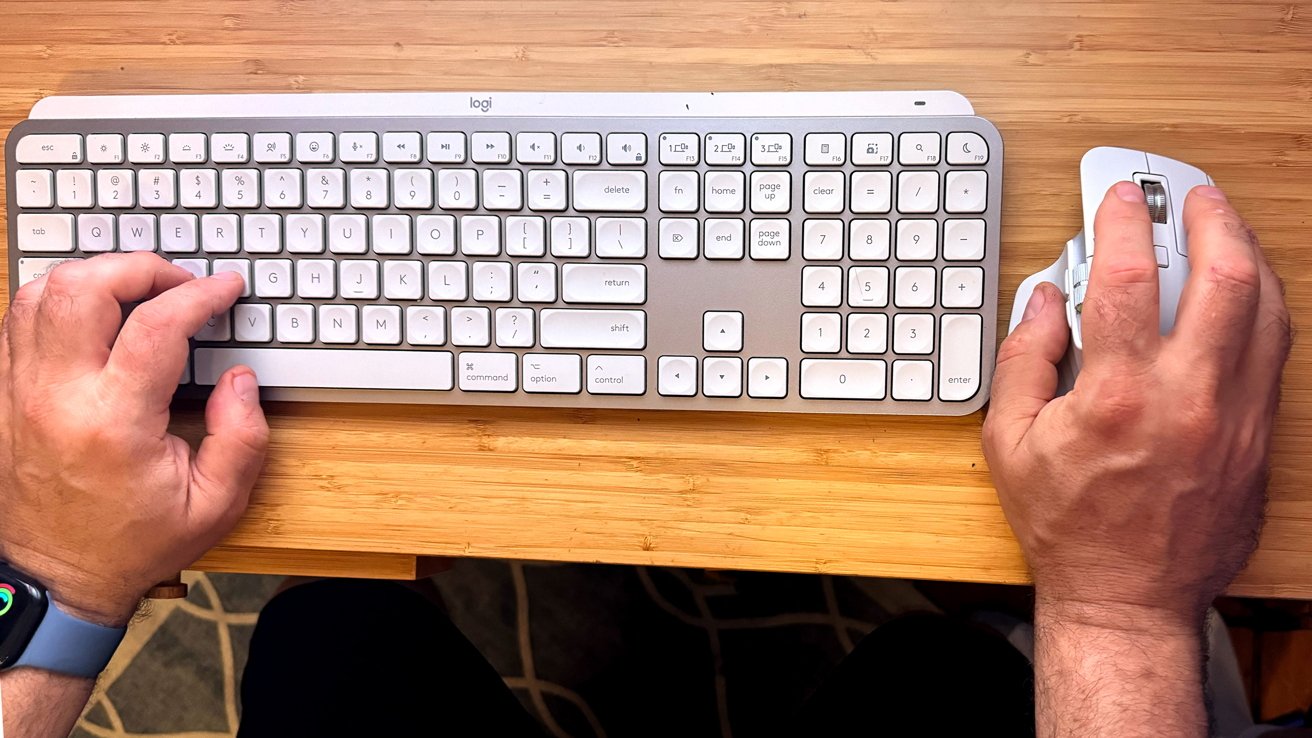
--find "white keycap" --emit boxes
[703,311,744,352]
[847,313,888,354]
[847,266,889,308]
[606,133,647,165]
[169,133,206,163]
[471,132,512,164]
[849,220,891,260]
[437,169,478,210]
[221,169,259,209]
[306,168,346,208]
[427,261,468,300]
[551,217,590,258]
[851,133,894,165]
[276,304,315,343]
[705,133,746,166]
[119,213,157,252]
[78,213,115,252]
[516,132,556,164]
[339,260,380,299]
[461,215,501,256]
[254,259,293,298]
[350,169,389,209]
[658,133,699,165]
[262,169,302,208]
[703,219,744,260]
[16,134,82,164]
[362,305,403,345]
[850,171,892,213]
[451,307,492,347]
[540,310,645,350]
[939,314,982,401]
[371,214,412,254]
[896,219,937,261]
[659,171,699,213]
[393,169,434,209]
[406,306,447,346]
[417,215,458,255]
[137,169,177,208]
[942,266,985,308]
[341,132,379,163]
[801,266,842,307]
[562,133,602,165]
[459,352,518,392]
[804,133,846,166]
[892,360,934,401]
[573,171,646,212]
[212,258,251,296]
[87,134,124,164]
[704,171,745,213]
[751,133,791,166]
[595,218,646,258]
[243,213,282,253]
[803,171,844,213]
[287,213,325,254]
[523,354,581,394]
[527,169,567,211]
[560,264,645,304]
[802,219,843,260]
[296,259,336,298]
[750,171,790,213]
[944,219,986,261]
[495,308,535,347]
[472,261,513,302]
[319,304,359,344]
[196,347,452,390]
[801,359,886,400]
[201,214,240,253]
[703,357,743,397]
[897,171,940,213]
[127,133,165,164]
[296,132,335,163]
[898,132,941,165]
[506,216,546,257]
[893,313,935,356]
[382,132,422,163]
[801,312,841,353]
[212,133,250,163]
[894,267,936,308]
[658,356,697,397]
[946,171,988,213]
[15,214,74,252]
[97,169,135,208]
[747,357,788,398]
[946,132,989,165]
[517,262,558,303]
[234,304,273,343]
[160,214,198,253]
[180,168,219,208]
[426,132,465,163]
[16,257,80,286]
[586,355,646,395]
[749,219,790,260]
[482,169,523,210]
[328,214,368,254]
[172,258,209,278]
[659,218,698,259]
[196,309,231,342]
[253,132,292,163]
[55,170,93,208]
[383,260,423,300]
[15,170,53,208]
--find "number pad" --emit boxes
[894,267,936,309]
[893,314,935,355]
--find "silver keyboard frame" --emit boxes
[6,91,1002,415]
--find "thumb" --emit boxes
[984,282,1070,454]
[188,366,269,534]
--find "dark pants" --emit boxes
[238,579,1033,738]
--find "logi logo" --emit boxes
[0,583,14,617]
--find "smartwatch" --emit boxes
[0,562,127,678]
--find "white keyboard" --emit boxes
[6,91,1002,415]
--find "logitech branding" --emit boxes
[470,96,492,113]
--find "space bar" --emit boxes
[193,348,454,391]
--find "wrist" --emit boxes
[1,549,141,627]
[1034,594,1206,641]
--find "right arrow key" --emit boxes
[748,357,788,399]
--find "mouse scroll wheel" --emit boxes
[1142,181,1169,224]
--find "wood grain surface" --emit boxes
[2,1,1310,596]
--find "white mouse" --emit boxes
[1007,147,1214,394]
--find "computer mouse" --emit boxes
[1006,147,1214,395]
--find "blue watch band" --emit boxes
[12,600,126,678]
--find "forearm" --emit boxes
[1,668,95,738]
[1034,598,1207,738]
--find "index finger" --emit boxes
[1080,182,1161,366]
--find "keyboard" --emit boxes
[6,91,1002,415]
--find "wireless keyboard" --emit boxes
[6,92,1002,415]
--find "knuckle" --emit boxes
[1221,217,1262,251]
[1082,376,1149,429]
[42,262,88,295]
[1097,255,1159,287]
[1205,256,1262,296]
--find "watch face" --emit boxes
[0,565,48,669]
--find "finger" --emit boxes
[1081,182,1160,366]
[101,271,245,417]
[1169,186,1263,371]
[188,366,269,535]
[983,282,1070,455]
[1244,249,1293,392]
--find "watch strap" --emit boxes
[12,600,126,678]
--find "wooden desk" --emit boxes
[3,1,1310,597]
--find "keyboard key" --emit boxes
[506,216,546,256]
[747,357,787,398]
[704,133,746,166]
[898,132,941,165]
[243,213,281,253]
[417,215,458,255]
[15,170,53,208]
[658,356,697,397]
[340,259,380,299]
[946,132,989,165]
[328,214,367,254]
[53,169,92,208]
[341,132,378,163]
[551,217,590,258]
[275,304,314,343]
[307,168,346,208]
[211,133,249,163]
[437,169,478,210]
[801,266,842,307]
[659,133,699,165]
[349,169,389,208]
[451,307,492,347]
[79,213,115,252]
[803,171,843,213]
[195,348,453,391]
[180,169,219,208]
[659,218,698,259]
[800,312,841,353]
[253,132,292,163]
[944,219,986,261]
[897,171,939,213]
[540,309,645,350]
[750,171,790,213]
[847,266,889,308]
[605,133,647,165]
[517,262,557,303]
[850,171,892,213]
[16,257,79,286]
[169,133,207,163]
[221,169,258,209]
[427,261,468,300]
[383,260,423,300]
[212,258,251,295]
[803,219,843,260]
[458,352,517,392]
[749,219,789,260]
[201,214,240,253]
[847,313,888,354]
[946,171,988,213]
[296,132,334,163]
[939,314,983,401]
[495,307,534,348]
[97,169,135,208]
[87,134,124,164]
[286,213,325,254]
[382,131,422,163]
[892,360,934,400]
[362,305,403,345]
[523,354,581,394]
[461,215,501,256]
[119,214,157,252]
[297,259,336,298]
[751,133,791,166]
[254,259,293,298]
[849,220,890,260]
[15,214,74,252]
[472,261,513,302]
[527,169,567,211]
[196,309,231,342]
[804,133,845,166]
[264,169,302,208]
[703,219,744,260]
[393,169,434,209]
[703,311,744,352]
[659,171,699,213]
[471,132,511,164]
[595,218,645,258]
[894,266,936,308]
[703,357,743,397]
[482,169,523,211]
[800,359,886,400]
[371,214,412,254]
[562,133,602,165]
[851,133,893,165]
[128,133,165,164]
[406,306,447,345]
[516,132,556,164]
[16,134,83,164]
[893,314,934,354]
[896,219,937,261]
[172,258,208,278]
[233,304,273,343]
[586,355,645,395]
[942,266,985,309]
[573,170,646,212]
[425,132,465,163]
[138,170,177,208]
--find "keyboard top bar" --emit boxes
[30,90,973,120]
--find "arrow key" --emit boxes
[748,357,788,399]
[703,311,744,352]
[658,356,697,397]
[703,357,743,398]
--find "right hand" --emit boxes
[0,253,269,626]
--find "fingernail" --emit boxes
[1195,185,1228,202]
[1022,284,1048,322]
[213,271,244,282]
[233,371,259,403]
[1114,181,1146,203]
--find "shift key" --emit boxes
[540,309,646,349]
